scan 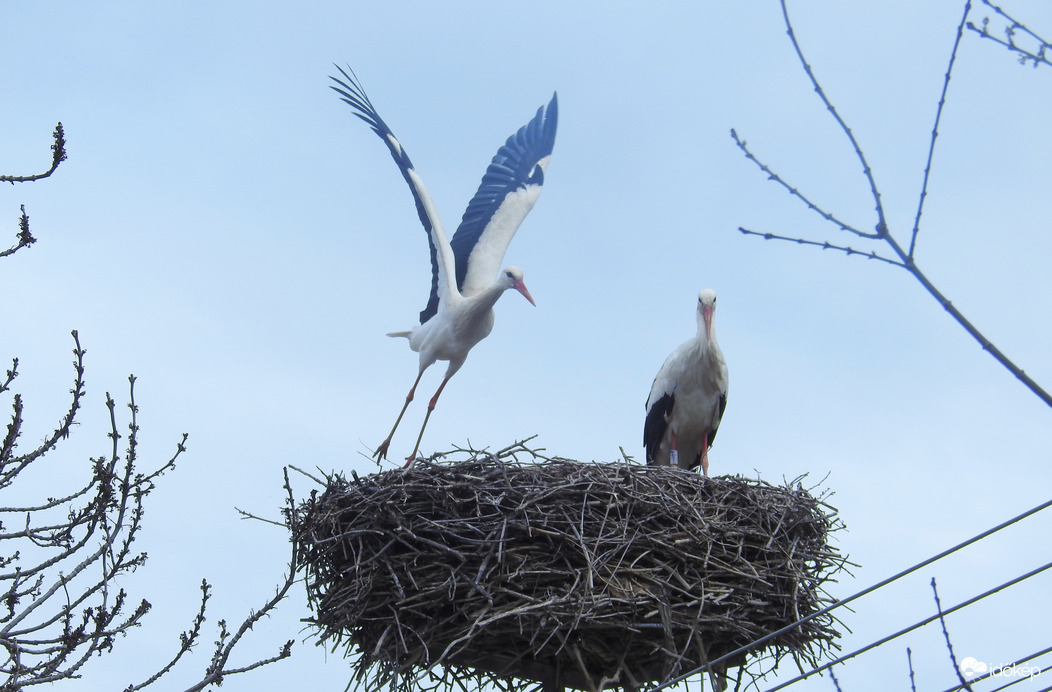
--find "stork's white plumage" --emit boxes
[331,66,557,466]
[644,289,729,476]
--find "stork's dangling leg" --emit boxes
[375,369,426,461]
[404,375,452,467]
[669,431,679,467]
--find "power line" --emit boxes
[763,560,1052,691]
[647,495,1052,691]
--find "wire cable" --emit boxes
[648,495,1052,691]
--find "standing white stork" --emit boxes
[644,289,729,476]
[331,66,558,466]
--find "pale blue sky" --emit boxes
[2,1,1050,690]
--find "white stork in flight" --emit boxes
[331,66,558,466]
[644,289,729,476]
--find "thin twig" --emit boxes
[180,468,299,692]
[0,124,66,258]
[289,463,327,486]
[907,647,917,692]
[730,130,878,240]
[828,666,843,692]
[966,0,1052,69]
[910,1,972,257]
[737,226,903,267]
[0,123,67,185]
[0,206,35,260]
[779,0,888,239]
[931,578,974,692]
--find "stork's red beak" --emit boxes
[702,304,714,339]
[514,280,536,306]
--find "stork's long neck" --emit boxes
[454,279,507,330]
[475,279,510,311]
[693,310,723,380]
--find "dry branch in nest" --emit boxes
[293,441,848,692]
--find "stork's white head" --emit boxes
[696,289,717,341]
[501,266,535,306]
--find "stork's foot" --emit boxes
[373,437,392,461]
[402,453,416,469]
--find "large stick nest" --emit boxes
[293,442,848,691]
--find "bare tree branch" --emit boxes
[909,1,970,258]
[0,123,66,185]
[967,0,1051,68]
[2,120,297,689]
[0,346,177,687]
[0,123,67,259]
[122,580,211,691]
[736,225,903,267]
[729,129,880,241]
[735,0,1052,409]
[776,0,891,242]
[2,335,296,690]
[167,467,299,692]
[0,206,35,260]
[1,330,86,490]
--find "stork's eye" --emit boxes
[506,271,514,279]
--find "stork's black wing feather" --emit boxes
[643,391,674,463]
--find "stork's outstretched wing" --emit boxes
[450,94,558,297]
[330,65,455,324]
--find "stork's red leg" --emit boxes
[700,431,710,477]
[375,370,424,462]
[669,431,678,467]
[405,374,451,467]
